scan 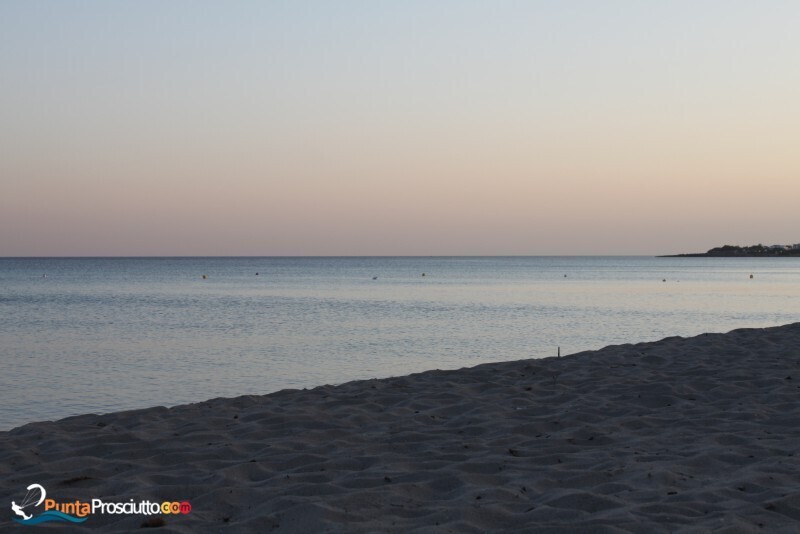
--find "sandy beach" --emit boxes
[2,323,799,532]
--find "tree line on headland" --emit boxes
[663,244,800,257]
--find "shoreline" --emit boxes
[2,324,800,531]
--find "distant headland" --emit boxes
[662,244,800,257]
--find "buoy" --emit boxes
[749,274,753,279]
[421,273,426,277]
[202,275,208,279]
[256,272,259,276]
[372,276,378,280]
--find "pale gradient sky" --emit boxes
[1,1,798,256]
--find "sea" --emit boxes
[1,256,799,431]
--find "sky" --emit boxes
[1,1,798,256]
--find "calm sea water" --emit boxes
[1,256,799,430]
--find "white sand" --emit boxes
[2,324,800,532]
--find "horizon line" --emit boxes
[0,253,706,259]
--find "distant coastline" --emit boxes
[662,244,800,257]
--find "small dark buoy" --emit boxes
[372,276,378,280]
[202,274,208,279]
[256,272,259,276]
[749,273,753,279]
[421,273,426,277]
[564,274,567,278]
[662,279,666,282]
